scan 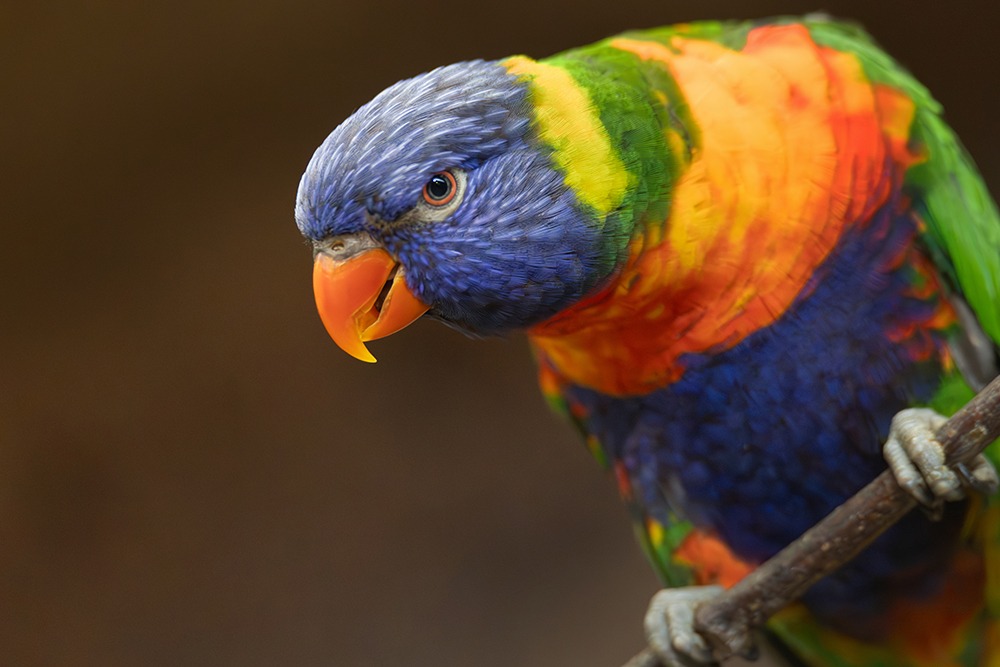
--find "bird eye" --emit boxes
[422,171,457,206]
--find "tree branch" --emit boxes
[624,374,1000,666]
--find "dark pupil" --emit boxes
[426,174,451,200]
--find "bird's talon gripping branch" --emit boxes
[884,407,999,512]
[957,460,1000,496]
[644,586,730,667]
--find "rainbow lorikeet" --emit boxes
[294,16,1000,667]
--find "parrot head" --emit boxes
[295,60,621,362]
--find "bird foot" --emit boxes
[644,585,754,666]
[884,407,998,518]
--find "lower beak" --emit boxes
[312,249,430,363]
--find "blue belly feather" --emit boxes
[561,203,965,636]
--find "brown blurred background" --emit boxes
[1,1,996,665]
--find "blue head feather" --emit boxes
[295,60,611,335]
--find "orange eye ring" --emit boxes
[421,171,457,206]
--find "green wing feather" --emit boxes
[806,19,1000,346]
[805,23,1000,667]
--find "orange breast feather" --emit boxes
[530,25,921,396]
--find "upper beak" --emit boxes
[312,247,430,362]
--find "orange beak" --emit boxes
[312,248,430,362]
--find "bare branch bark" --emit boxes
[624,374,1000,666]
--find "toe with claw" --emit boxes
[884,407,999,516]
[644,585,752,666]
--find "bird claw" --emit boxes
[644,585,750,666]
[884,408,999,516]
